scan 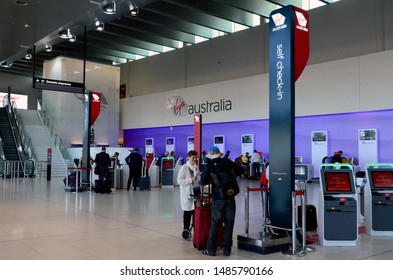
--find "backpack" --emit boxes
[210,159,240,199]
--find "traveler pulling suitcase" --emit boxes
[139,161,151,191]
[193,185,224,250]
[94,179,112,194]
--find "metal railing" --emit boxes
[36,99,71,164]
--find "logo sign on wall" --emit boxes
[166,96,188,116]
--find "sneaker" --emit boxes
[202,249,215,256]
[223,250,231,256]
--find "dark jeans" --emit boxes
[207,198,236,254]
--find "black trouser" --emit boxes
[127,169,140,189]
[183,210,194,230]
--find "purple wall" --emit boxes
[124,109,393,163]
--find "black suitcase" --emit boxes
[94,179,112,194]
[139,161,151,191]
[297,204,318,231]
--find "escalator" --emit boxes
[0,107,20,161]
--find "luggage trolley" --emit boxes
[364,163,393,236]
[319,164,358,246]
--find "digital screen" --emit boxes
[323,171,353,193]
[214,136,224,144]
[242,135,252,144]
[162,160,173,169]
[370,170,393,189]
[359,130,376,141]
[312,132,326,142]
[145,139,152,145]
[166,138,174,145]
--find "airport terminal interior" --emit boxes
[1,174,393,260]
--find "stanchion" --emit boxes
[299,180,316,252]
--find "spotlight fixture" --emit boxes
[129,4,139,16]
[25,53,32,60]
[1,61,13,68]
[103,2,116,14]
[59,29,71,39]
[45,45,52,52]
[95,20,104,31]
[68,35,76,42]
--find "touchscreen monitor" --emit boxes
[321,169,355,194]
[369,169,393,190]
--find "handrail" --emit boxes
[5,103,25,161]
[0,135,6,160]
[37,99,71,163]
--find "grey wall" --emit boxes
[121,0,393,98]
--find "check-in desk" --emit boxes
[161,158,175,187]
[364,164,393,236]
[319,164,358,246]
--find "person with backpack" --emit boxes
[199,146,245,256]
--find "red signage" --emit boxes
[90,91,101,126]
[294,7,310,82]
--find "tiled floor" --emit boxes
[0,176,393,260]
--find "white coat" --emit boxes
[178,161,200,211]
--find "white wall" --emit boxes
[43,57,120,147]
[120,49,393,129]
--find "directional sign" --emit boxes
[33,77,84,93]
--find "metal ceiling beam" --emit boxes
[132,9,215,39]
[87,30,165,53]
[146,1,233,33]
[112,16,196,44]
[163,0,256,27]
[85,36,151,57]
[214,0,278,18]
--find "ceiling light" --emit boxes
[129,4,139,16]
[68,35,76,42]
[59,29,71,39]
[95,20,104,31]
[103,2,116,14]
[45,45,52,52]
[1,61,13,68]
[25,53,32,60]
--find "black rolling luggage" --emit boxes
[139,161,151,191]
[297,204,318,231]
[94,179,112,194]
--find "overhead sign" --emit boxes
[33,77,84,93]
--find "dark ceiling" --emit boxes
[0,0,334,77]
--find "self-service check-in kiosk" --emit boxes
[364,163,393,236]
[295,164,314,181]
[161,158,175,187]
[319,164,358,246]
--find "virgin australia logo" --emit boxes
[272,13,287,31]
[166,96,188,116]
[295,11,308,32]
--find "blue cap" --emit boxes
[209,146,220,153]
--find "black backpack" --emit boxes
[210,159,240,199]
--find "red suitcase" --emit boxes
[193,206,224,250]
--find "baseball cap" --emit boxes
[209,146,220,153]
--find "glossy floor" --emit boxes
[0,177,392,260]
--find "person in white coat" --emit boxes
[177,150,200,236]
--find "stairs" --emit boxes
[0,107,20,161]
[19,110,68,178]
